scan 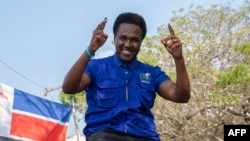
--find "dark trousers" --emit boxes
[87,130,156,141]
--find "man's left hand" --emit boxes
[161,24,183,59]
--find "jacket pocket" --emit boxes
[96,80,121,108]
[137,82,156,109]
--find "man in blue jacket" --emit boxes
[62,12,190,141]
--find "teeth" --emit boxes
[122,50,131,55]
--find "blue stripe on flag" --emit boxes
[13,88,72,123]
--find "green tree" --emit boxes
[138,1,250,140]
[59,91,87,141]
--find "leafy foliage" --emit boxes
[138,1,250,140]
[211,93,240,105]
[59,91,87,135]
[59,91,86,114]
[216,63,250,88]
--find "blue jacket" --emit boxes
[84,54,170,141]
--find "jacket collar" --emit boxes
[113,53,137,69]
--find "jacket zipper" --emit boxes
[126,80,128,102]
[124,80,128,134]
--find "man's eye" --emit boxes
[120,37,126,41]
[131,39,139,43]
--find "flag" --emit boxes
[0,83,72,141]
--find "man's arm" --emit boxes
[159,56,190,103]
[159,24,190,103]
[62,18,108,94]
[62,52,91,94]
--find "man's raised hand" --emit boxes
[161,24,183,59]
[89,18,108,54]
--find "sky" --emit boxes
[0,0,244,138]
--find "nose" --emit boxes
[124,40,131,47]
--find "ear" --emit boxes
[112,36,116,45]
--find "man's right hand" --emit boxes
[89,18,108,54]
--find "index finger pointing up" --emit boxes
[168,24,175,36]
[96,17,108,30]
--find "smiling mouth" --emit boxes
[122,50,132,55]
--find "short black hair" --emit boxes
[113,12,147,40]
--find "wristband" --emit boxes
[86,47,95,58]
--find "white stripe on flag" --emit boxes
[0,83,14,137]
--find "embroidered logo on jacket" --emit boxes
[140,72,151,83]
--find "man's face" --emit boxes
[114,23,143,64]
